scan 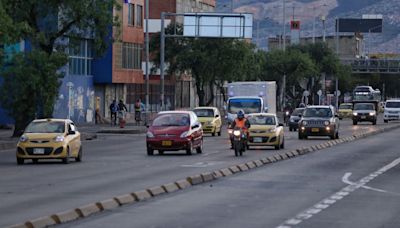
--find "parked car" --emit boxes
[352,103,377,125]
[383,99,400,123]
[146,111,203,155]
[288,108,305,131]
[338,103,353,120]
[247,113,284,150]
[16,119,82,165]
[298,106,340,140]
[193,107,222,136]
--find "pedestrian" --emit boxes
[118,99,128,128]
[109,99,118,126]
[135,99,142,126]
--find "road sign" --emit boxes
[334,90,341,96]
[303,90,310,97]
[291,20,300,30]
[317,90,322,96]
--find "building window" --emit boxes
[122,42,142,69]
[68,39,93,76]
[128,3,134,26]
[136,5,143,27]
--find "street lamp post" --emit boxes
[145,0,149,124]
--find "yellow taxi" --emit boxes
[247,113,284,150]
[193,107,222,136]
[338,103,353,119]
[16,119,82,165]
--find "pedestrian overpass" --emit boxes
[341,58,400,74]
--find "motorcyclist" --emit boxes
[229,110,251,148]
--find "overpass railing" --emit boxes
[341,58,400,74]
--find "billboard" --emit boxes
[183,13,253,39]
[336,18,383,33]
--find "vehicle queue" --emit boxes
[14,99,400,164]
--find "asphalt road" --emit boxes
[0,118,395,227]
[64,127,400,228]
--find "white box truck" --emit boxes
[225,81,277,124]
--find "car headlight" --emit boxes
[353,112,358,116]
[146,132,155,138]
[302,121,308,126]
[206,121,213,125]
[228,129,233,134]
[268,128,277,133]
[369,112,375,116]
[180,131,189,138]
[233,130,241,136]
[324,121,330,126]
[54,135,65,142]
[285,111,290,115]
[19,135,28,142]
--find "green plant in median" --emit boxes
[0,0,120,136]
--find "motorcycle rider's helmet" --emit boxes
[237,110,245,120]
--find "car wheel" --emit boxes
[218,128,222,136]
[289,127,292,132]
[196,140,203,154]
[186,142,193,155]
[384,119,388,123]
[158,150,164,155]
[275,140,280,150]
[62,147,70,164]
[298,133,303,140]
[32,158,38,164]
[147,148,154,156]
[75,147,82,162]
[335,131,339,139]
[280,138,285,149]
[211,131,216,137]
[17,157,24,165]
[372,120,377,125]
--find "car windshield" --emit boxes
[248,115,276,125]
[386,102,400,108]
[152,114,190,127]
[291,108,304,116]
[339,104,353,109]
[354,103,374,110]
[194,109,214,117]
[303,108,333,118]
[228,99,261,114]
[25,121,65,133]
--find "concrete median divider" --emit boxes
[75,203,101,218]
[187,175,203,185]
[132,190,152,201]
[162,183,180,193]
[114,194,136,205]
[96,199,120,211]
[25,216,56,228]
[175,179,192,189]
[12,123,400,227]
[51,210,80,224]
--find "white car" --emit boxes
[383,100,400,123]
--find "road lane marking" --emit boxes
[181,161,225,168]
[277,157,400,228]
[342,172,387,193]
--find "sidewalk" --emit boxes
[0,123,148,151]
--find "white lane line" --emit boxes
[342,172,387,193]
[276,157,400,228]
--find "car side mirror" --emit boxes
[335,114,339,118]
[146,125,150,128]
[298,114,302,118]
[278,123,284,127]
[192,124,199,130]
[68,130,76,135]
[264,107,269,112]
[223,105,227,110]
[215,114,220,118]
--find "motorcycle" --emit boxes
[231,127,247,157]
[284,110,290,126]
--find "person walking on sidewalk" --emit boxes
[134,99,144,126]
[118,100,128,128]
[109,100,118,126]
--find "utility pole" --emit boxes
[160,13,165,111]
[145,0,149,124]
[312,6,316,43]
[322,15,326,42]
[281,0,286,112]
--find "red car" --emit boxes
[146,111,204,155]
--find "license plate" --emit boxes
[311,128,319,133]
[162,141,172,146]
[253,137,263,143]
[361,116,366,119]
[33,148,45,154]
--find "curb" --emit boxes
[12,123,400,228]
[96,129,146,134]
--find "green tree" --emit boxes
[0,0,120,136]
